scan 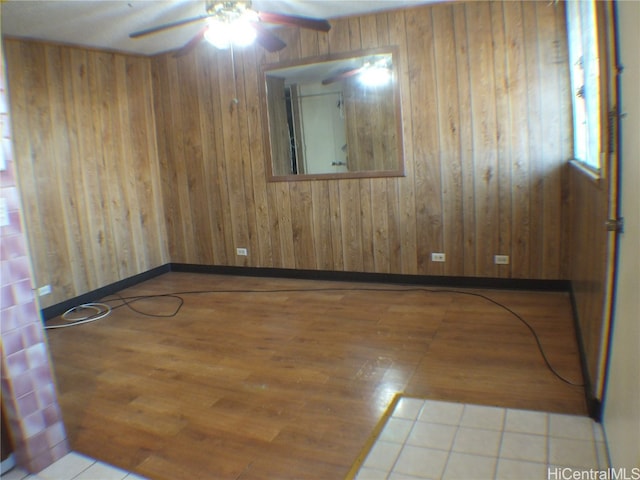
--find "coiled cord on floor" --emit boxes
[46,286,584,387]
[45,302,112,329]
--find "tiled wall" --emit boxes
[0,46,69,472]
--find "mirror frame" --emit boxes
[260,46,405,182]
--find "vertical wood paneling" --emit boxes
[536,2,565,279]
[152,56,180,262]
[387,9,418,276]
[408,7,444,276]
[432,4,464,277]
[523,1,545,279]
[452,4,477,276]
[503,1,532,279]
[154,0,571,281]
[569,168,609,395]
[490,2,513,279]
[239,46,273,268]
[48,46,91,293]
[6,0,573,308]
[467,2,500,277]
[179,53,209,263]
[5,40,168,307]
[59,48,92,292]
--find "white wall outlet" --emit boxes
[494,255,510,265]
[37,285,52,296]
[431,253,446,262]
[236,248,248,256]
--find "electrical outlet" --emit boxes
[37,285,52,296]
[236,248,248,256]
[431,253,446,262]
[494,255,510,265]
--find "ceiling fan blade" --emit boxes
[321,68,363,86]
[130,15,210,38]
[252,23,287,52]
[257,12,331,32]
[173,26,207,58]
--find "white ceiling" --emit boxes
[1,0,437,56]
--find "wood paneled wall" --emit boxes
[566,0,620,402]
[568,165,610,399]
[153,1,572,279]
[4,40,169,308]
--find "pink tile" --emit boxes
[18,300,40,324]
[0,380,18,416]
[22,322,44,348]
[0,305,19,332]
[13,278,34,305]
[36,382,56,408]
[1,259,10,286]
[1,115,11,138]
[25,448,54,473]
[5,414,21,440]
[22,410,46,437]
[43,404,62,427]
[49,439,70,462]
[45,422,66,446]
[0,159,14,187]
[0,210,23,235]
[26,343,48,370]
[1,328,24,355]
[1,376,12,396]
[17,391,39,418]
[6,349,28,377]
[13,445,30,467]
[1,234,26,259]
[12,371,34,398]
[2,136,14,165]
[31,364,54,387]
[26,430,50,458]
[9,256,31,282]
[1,283,15,309]
[1,186,20,211]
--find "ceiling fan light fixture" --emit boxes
[204,19,232,49]
[203,8,258,49]
[231,15,258,47]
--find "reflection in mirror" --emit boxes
[262,47,404,181]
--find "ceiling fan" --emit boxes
[130,0,331,56]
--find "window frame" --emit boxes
[566,0,606,176]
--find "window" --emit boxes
[566,0,602,171]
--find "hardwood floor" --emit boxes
[45,272,587,480]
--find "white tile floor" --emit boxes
[355,397,610,480]
[0,452,146,480]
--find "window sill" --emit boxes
[569,158,603,186]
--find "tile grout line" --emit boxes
[68,459,97,480]
[493,406,508,479]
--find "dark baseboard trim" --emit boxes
[169,263,571,291]
[43,263,568,322]
[568,284,602,421]
[41,264,171,321]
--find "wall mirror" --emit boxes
[261,47,404,181]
